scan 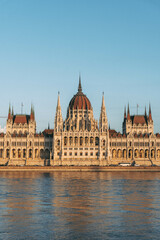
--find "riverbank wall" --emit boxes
[1,166,160,172]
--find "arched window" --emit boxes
[64,137,67,146]
[157,150,160,158]
[139,149,144,158]
[0,149,3,158]
[57,139,60,146]
[40,149,44,159]
[151,149,155,158]
[95,137,99,146]
[129,149,132,158]
[12,149,16,158]
[123,149,126,158]
[85,137,89,145]
[29,149,32,158]
[23,149,26,158]
[112,149,116,158]
[135,149,138,158]
[18,149,21,158]
[69,137,73,145]
[74,137,78,145]
[6,149,10,158]
[80,137,83,146]
[35,149,38,158]
[145,149,149,158]
[90,137,94,145]
[45,149,50,159]
[117,149,121,158]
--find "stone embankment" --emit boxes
[1,166,160,172]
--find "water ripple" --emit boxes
[0,172,160,239]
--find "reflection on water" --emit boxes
[0,172,160,239]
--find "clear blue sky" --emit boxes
[0,0,160,133]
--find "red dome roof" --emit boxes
[68,79,92,110]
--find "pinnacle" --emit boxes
[78,75,82,92]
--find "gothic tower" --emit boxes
[99,93,109,163]
[99,93,108,132]
[53,93,63,163]
[54,93,63,133]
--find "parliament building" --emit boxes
[0,78,160,166]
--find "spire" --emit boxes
[145,106,147,117]
[78,75,82,92]
[149,103,152,121]
[54,92,63,132]
[102,92,105,109]
[127,103,130,120]
[99,93,108,132]
[48,123,50,129]
[57,92,60,107]
[57,91,61,109]
[8,104,11,114]
[30,104,35,120]
[8,103,12,119]
[12,106,14,116]
[124,106,126,119]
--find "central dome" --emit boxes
[68,78,92,110]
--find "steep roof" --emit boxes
[131,115,147,125]
[42,129,54,136]
[13,115,30,124]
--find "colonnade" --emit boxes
[112,148,160,159]
[0,148,50,160]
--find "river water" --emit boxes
[0,171,160,240]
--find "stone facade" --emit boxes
[0,78,160,166]
[51,78,109,166]
[109,105,160,166]
[0,105,52,166]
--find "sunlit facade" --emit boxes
[51,78,109,166]
[0,78,160,166]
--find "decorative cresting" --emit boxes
[68,76,92,111]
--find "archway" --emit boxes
[112,149,116,158]
[45,149,50,159]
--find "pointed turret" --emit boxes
[57,92,61,109]
[148,103,152,121]
[78,75,82,92]
[127,103,130,120]
[8,103,12,119]
[99,93,108,132]
[145,106,147,117]
[124,106,126,119]
[30,104,35,121]
[12,106,14,116]
[54,92,63,132]
[102,92,105,109]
